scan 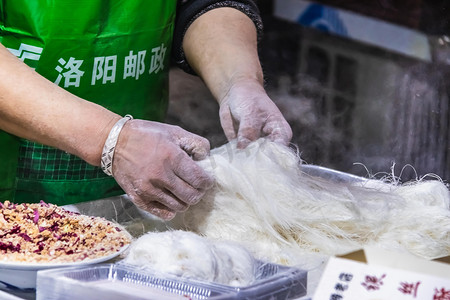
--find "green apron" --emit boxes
[0,0,177,205]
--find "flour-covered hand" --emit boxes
[218,79,292,149]
[111,120,214,220]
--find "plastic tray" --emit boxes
[36,261,307,300]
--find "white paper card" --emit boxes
[313,257,450,300]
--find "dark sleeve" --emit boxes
[172,0,263,75]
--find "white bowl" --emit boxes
[0,245,128,291]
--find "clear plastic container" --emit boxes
[36,261,307,300]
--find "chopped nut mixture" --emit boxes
[0,200,131,263]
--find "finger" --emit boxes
[138,201,177,221]
[219,105,238,141]
[134,186,188,214]
[168,173,208,205]
[236,116,261,149]
[173,152,214,191]
[177,133,211,161]
[262,119,293,145]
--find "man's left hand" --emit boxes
[218,79,292,148]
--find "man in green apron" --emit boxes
[0,0,292,220]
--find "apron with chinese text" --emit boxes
[0,0,177,205]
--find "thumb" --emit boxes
[177,133,211,161]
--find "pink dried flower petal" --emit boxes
[33,209,39,224]
[39,200,49,207]
[18,233,32,242]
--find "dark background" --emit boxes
[167,0,450,182]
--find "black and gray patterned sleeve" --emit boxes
[172,0,263,74]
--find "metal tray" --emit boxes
[301,164,367,183]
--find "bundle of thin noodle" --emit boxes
[180,139,450,265]
[122,230,256,286]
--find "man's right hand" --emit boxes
[112,120,214,220]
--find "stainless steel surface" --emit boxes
[301,164,367,183]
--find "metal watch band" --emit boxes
[100,114,133,177]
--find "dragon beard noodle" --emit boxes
[179,139,450,265]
